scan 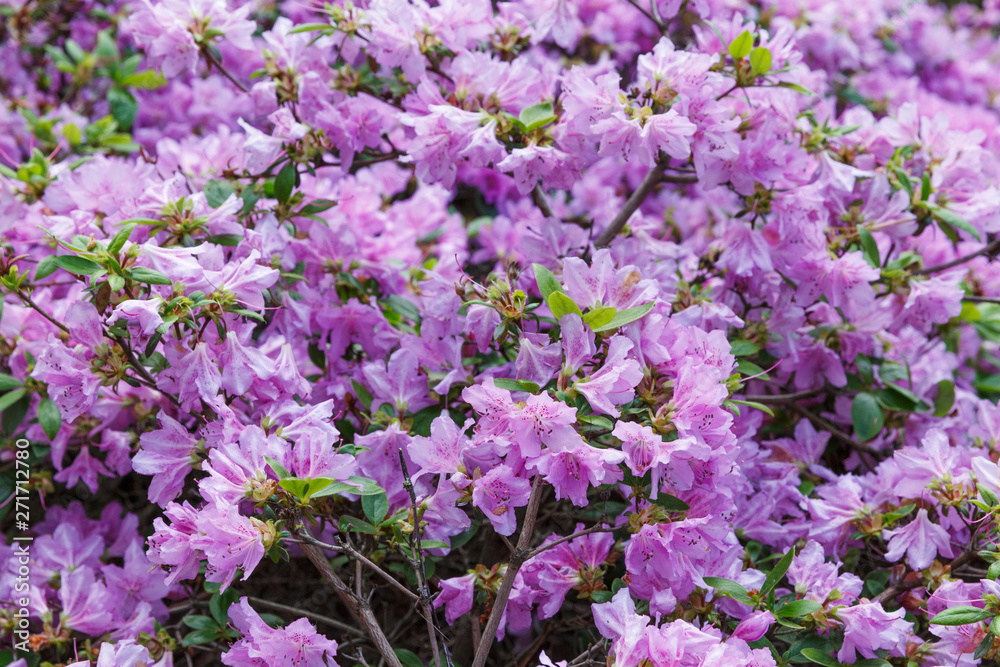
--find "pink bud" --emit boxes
[730,610,774,642]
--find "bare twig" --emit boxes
[739,387,826,405]
[531,185,556,220]
[624,0,664,30]
[526,525,616,560]
[15,288,70,333]
[202,47,250,93]
[246,596,365,637]
[471,477,545,667]
[301,533,420,603]
[874,546,976,604]
[593,164,697,248]
[297,528,404,667]
[914,237,1000,276]
[786,403,880,457]
[399,452,444,667]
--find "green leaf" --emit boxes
[851,393,883,441]
[776,81,816,95]
[362,490,389,524]
[120,70,169,89]
[395,649,424,667]
[491,378,541,394]
[874,383,930,413]
[929,204,982,241]
[34,255,59,281]
[351,380,373,410]
[582,306,617,330]
[727,399,774,417]
[978,484,999,509]
[929,606,995,626]
[107,89,137,132]
[204,180,236,208]
[703,576,753,605]
[858,227,879,268]
[533,263,564,300]
[53,255,101,275]
[729,340,760,356]
[209,592,234,627]
[0,374,23,391]
[518,102,557,131]
[340,515,378,534]
[37,398,61,439]
[63,123,82,145]
[975,634,994,659]
[884,503,916,523]
[728,30,754,59]
[760,547,795,598]
[749,46,772,74]
[921,172,932,201]
[652,494,690,512]
[933,379,955,417]
[107,223,136,255]
[799,648,840,667]
[0,389,28,412]
[591,302,656,332]
[299,199,337,215]
[265,456,290,480]
[274,163,296,204]
[310,479,370,498]
[548,291,583,319]
[182,615,219,631]
[207,234,244,246]
[128,266,172,285]
[589,590,613,603]
[182,628,220,647]
[775,599,822,617]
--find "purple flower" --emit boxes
[882,508,956,571]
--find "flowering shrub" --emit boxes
[4,0,1000,665]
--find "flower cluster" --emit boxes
[4,0,1000,665]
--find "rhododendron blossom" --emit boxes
[4,0,1000,665]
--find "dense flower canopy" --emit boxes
[3,0,1000,666]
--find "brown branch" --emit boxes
[740,387,826,405]
[873,547,976,605]
[202,47,249,93]
[300,533,420,603]
[594,167,696,248]
[594,165,664,248]
[914,238,1000,276]
[298,531,405,667]
[399,452,443,667]
[471,478,545,667]
[246,596,365,637]
[786,402,880,457]
[15,288,70,333]
[531,185,556,220]
[526,525,616,560]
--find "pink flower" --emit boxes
[881,508,956,571]
[471,465,533,536]
[835,601,911,663]
[132,414,198,506]
[731,610,775,642]
[433,573,476,624]
[224,597,339,666]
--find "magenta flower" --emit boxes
[882,508,956,571]
[471,465,533,536]
[834,601,910,663]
